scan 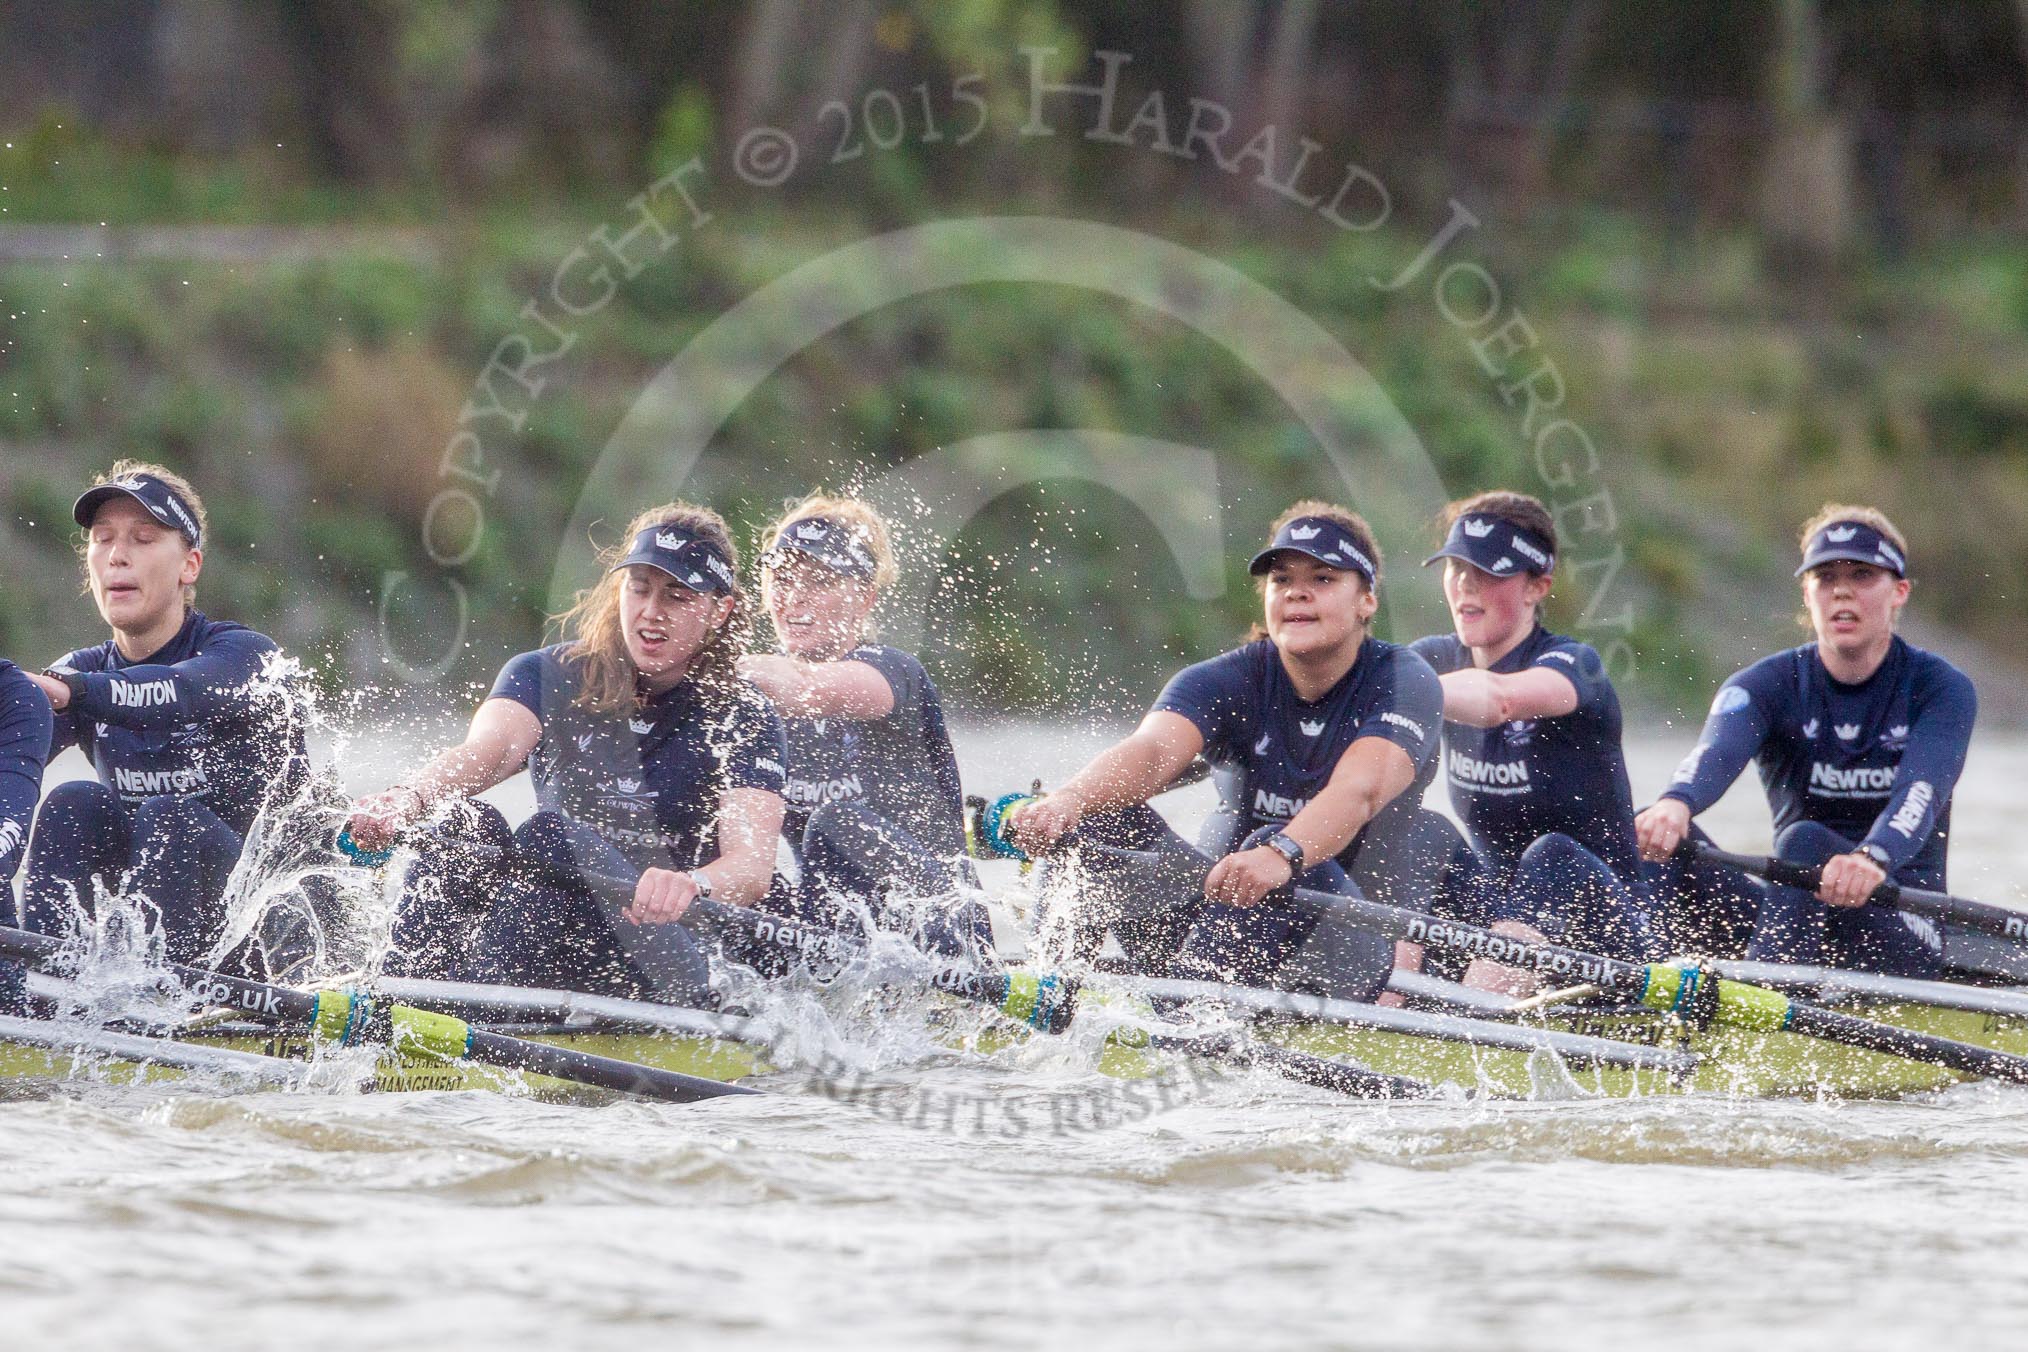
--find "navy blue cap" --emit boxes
[73,473,203,549]
[1421,513,1555,578]
[760,516,878,582]
[1248,516,1377,586]
[1796,520,1908,578]
[612,524,736,594]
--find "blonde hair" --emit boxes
[760,492,899,591]
[77,459,209,611]
[1798,503,1908,558]
[1249,499,1383,642]
[552,501,749,716]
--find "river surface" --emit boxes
[6,727,2028,1351]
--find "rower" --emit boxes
[1403,491,1663,995]
[737,495,989,959]
[16,463,308,968]
[346,502,788,1004]
[1006,501,1441,999]
[1636,505,1975,977]
[0,660,53,1013]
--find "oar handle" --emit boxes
[1687,841,2028,945]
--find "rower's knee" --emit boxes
[1517,831,1586,875]
[129,794,208,842]
[34,779,120,834]
[1774,820,1851,869]
[511,810,578,868]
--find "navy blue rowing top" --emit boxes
[1153,636,1441,859]
[50,611,308,837]
[1410,626,1642,882]
[1662,636,1976,886]
[490,644,788,872]
[0,661,53,881]
[778,644,966,857]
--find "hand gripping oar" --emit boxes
[0,923,754,1105]
[999,820,2028,1087]
[359,835,1442,1100]
[1685,840,2028,947]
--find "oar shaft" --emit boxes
[1691,843,2028,945]
[437,841,1438,1097]
[0,923,754,1104]
[1079,841,2028,1085]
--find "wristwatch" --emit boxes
[1856,843,1892,869]
[1262,831,1306,872]
[42,666,86,706]
[688,869,715,899]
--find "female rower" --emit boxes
[1403,491,1662,994]
[1,659,53,1013]
[1006,502,1441,999]
[346,503,787,1003]
[736,495,989,959]
[18,463,307,967]
[1636,506,1974,977]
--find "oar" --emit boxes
[386,838,1442,1100]
[1038,835,2028,1087]
[0,1011,310,1087]
[0,923,755,1105]
[1686,840,2028,946]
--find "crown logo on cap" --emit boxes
[1824,525,1858,543]
[654,530,686,550]
[1462,518,1495,538]
[795,522,827,540]
[114,477,148,492]
[1288,524,1321,541]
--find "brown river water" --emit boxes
[5,727,2027,1351]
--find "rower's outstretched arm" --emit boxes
[347,698,543,849]
[701,786,788,906]
[0,683,51,882]
[1285,738,1418,865]
[1434,665,1578,728]
[41,630,285,732]
[1637,669,1774,859]
[1006,711,1205,852]
[1858,668,1976,871]
[738,653,895,719]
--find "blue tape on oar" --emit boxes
[336,829,396,870]
[977,792,1035,861]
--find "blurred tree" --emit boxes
[1442,0,1604,206]
[1760,0,1852,267]
[272,0,410,184]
